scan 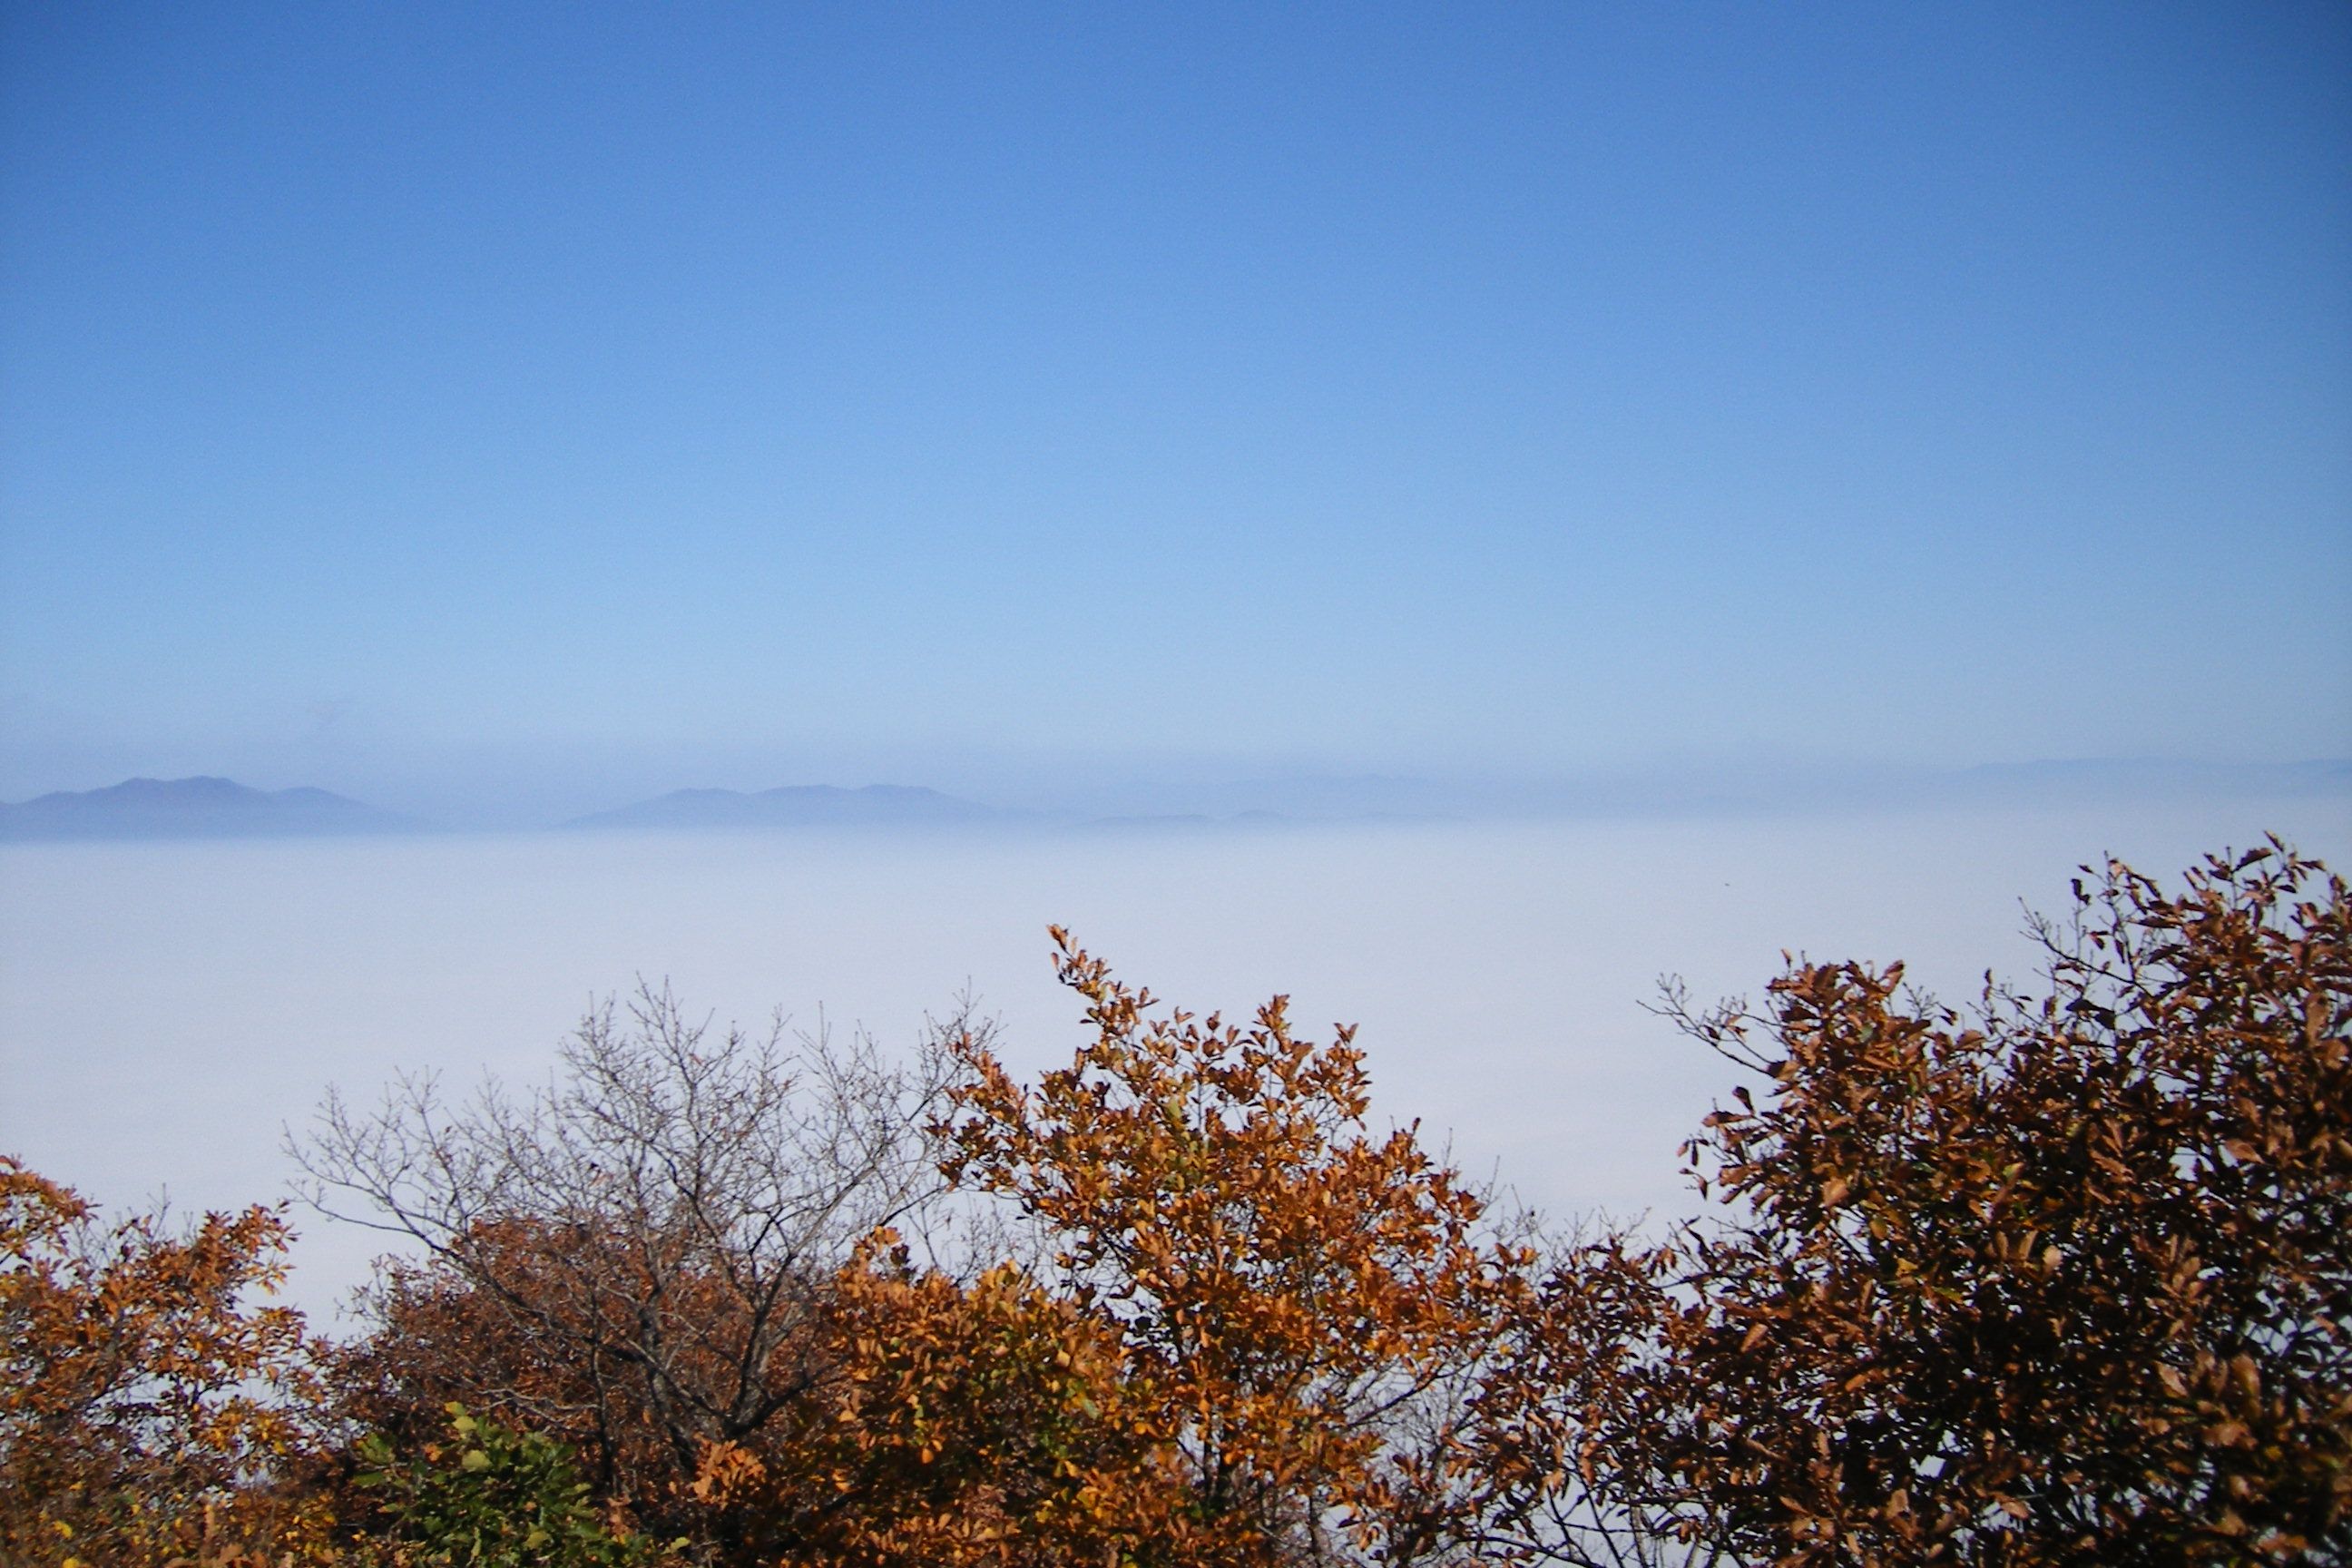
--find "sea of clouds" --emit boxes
[4,796,2346,1324]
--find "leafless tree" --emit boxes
[289,981,960,1515]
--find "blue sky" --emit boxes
[3,3,2347,818]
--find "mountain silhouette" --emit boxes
[0,777,416,841]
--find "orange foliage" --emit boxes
[297,982,953,1553]
[0,1158,328,1567]
[1481,842,2352,1566]
[692,1231,1201,1566]
[941,928,1525,1566]
[326,1215,724,1520]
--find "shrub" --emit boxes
[1483,841,2352,1566]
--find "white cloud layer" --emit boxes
[5,797,2346,1323]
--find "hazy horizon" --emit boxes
[6,752,2349,833]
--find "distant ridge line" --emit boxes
[2,759,2342,838]
[0,776,415,841]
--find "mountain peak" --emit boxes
[0,777,414,840]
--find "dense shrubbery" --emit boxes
[353,1406,671,1568]
[1475,841,2351,1567]
[0,1160,328,1565]
[3,842,2344,1565]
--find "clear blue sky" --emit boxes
[4,3,2347,818]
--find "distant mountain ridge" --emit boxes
[0,777,414,840]
[5,759,2341,840]
[567,783,1015,831]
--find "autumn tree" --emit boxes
[0,1157,329,1567]
[294,982,956,1545]
[689,1230,1203,1567]
[1482,841,2352,1566]
[941,928,1529,1567]
[1469,1225,1723,1568]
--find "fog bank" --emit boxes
[5,797,2345,1322]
